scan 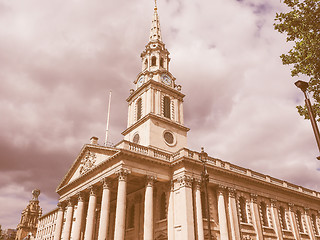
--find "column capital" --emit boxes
[116,168,130,182]
[88,185,97,196]
[288,203,294,211]
[66,197,74,207]
[178,175,193,188]
[170,180,175,192]
[101,178,111,189]
[304,207,309,214]
[77,192,85,202]
[57,202,65,211]
[270,199,277,207]
[146,175,157,187]
[217,185,227,195]
[250,193,258,203]
[194,178,202,190]
[227,187,236,198]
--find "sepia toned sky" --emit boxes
[1,0,320,229]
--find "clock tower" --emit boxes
[122,2,189,152]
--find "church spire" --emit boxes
[149,0,162,42]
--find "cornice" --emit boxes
[127,79,184,103]
[121,112,190,136]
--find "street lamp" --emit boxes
[294,80,320,160]
[200,147,212,240]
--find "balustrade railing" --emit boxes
[118,140,320,198]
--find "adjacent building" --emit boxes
[16,190,42,240]
[35,2,320,240]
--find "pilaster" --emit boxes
[270,199,283,240]
[194,179,204,240]
[168,180,174,240]
[228,188,240,240]
[175,175,195,240]
[288,203,301,240]
[217,185,229,240]
[250,193,263,240]
[304,208,316,240]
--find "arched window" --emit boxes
[279,206,287,230]
[128,205,135,228]
[163,96,171,119]
[160,58,164,67]
[160,192,166,220]
[260,202,268,227]
[239,197,248,223]
[136,98,142,120]
[151,56,157,66]
[296,210,304,232]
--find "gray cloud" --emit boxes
[0,0,319,229]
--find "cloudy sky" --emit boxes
[1,0,320,229]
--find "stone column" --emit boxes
[98,179,111,240]
[177,175,195,239]
[71,193,85,240]
[53,203,64,240]
[288,203,301,240]
[62,198,74,240]
[250,193,263,240]
[217,186,229,240]
[114,169,129,240]
[167,181,174,240]
[194,179,204,240]
[84,186,97,240]
[144,175,156,240]
[270,199,283,240]
[228,188,240,240]
[304,208,316,240]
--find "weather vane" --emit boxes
[154,0,157,10]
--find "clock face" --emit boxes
[161,75,172,86]
[137,76,145,88]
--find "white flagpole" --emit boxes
[105,91,112,146]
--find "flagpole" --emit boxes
[105,91,112,146]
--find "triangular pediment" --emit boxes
[56,144,119,191]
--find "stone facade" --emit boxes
[35,208,58,240]
[35,2,320,240]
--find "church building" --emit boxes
[35,2,320,240]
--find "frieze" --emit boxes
[79,150,96,175]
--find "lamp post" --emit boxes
[294,80,320,160]
[200,147,212,240]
